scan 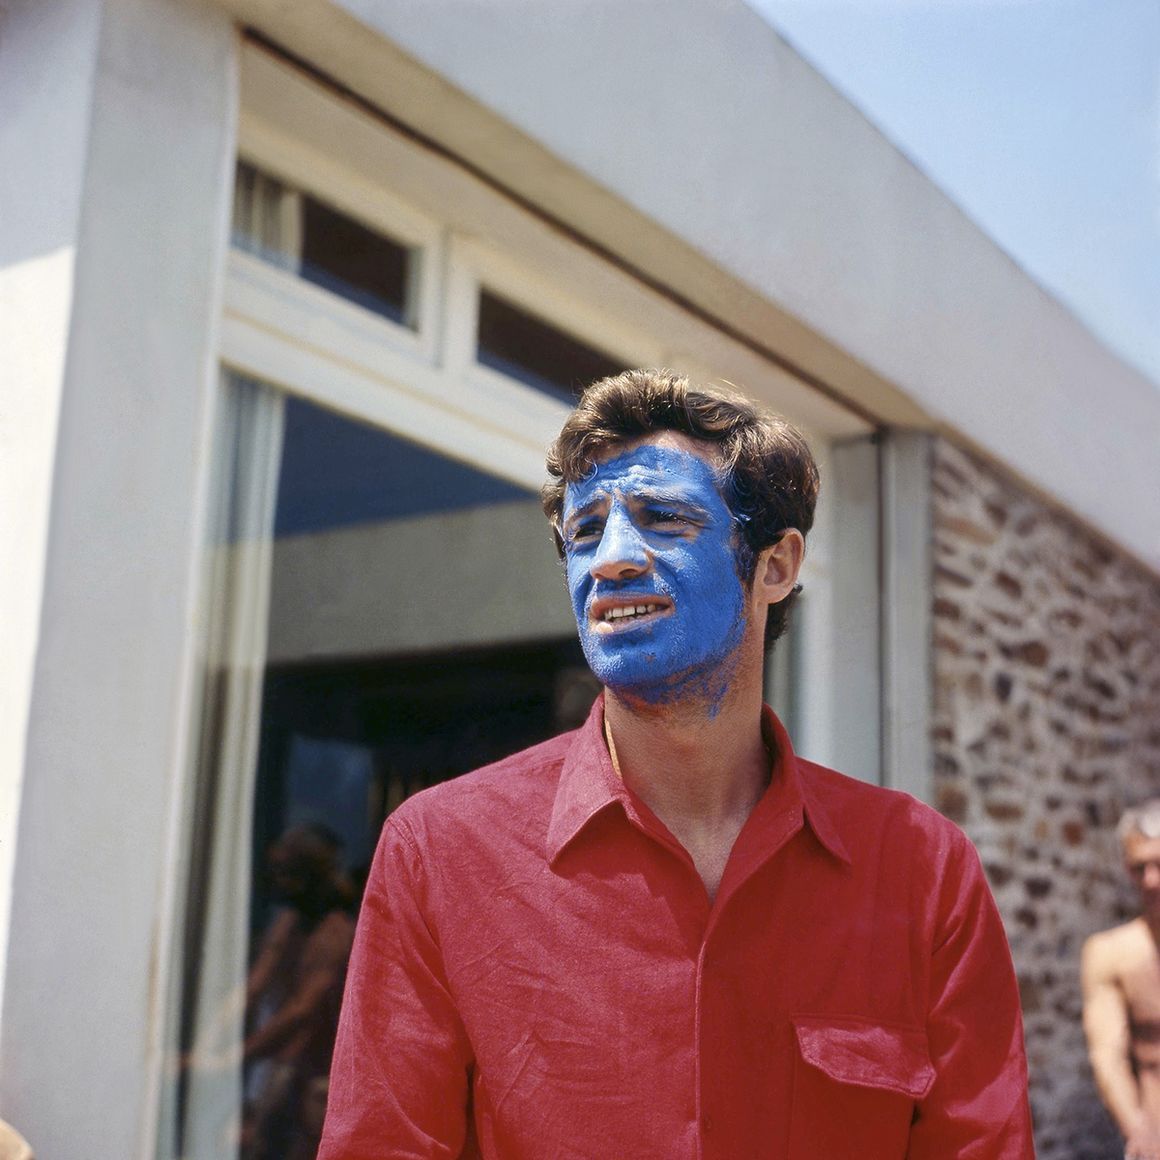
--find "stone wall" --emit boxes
[930,438,1160,1159]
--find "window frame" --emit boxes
[444,232,663,413]
[230,44,870,448]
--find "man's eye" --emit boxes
[644,509,693,531]
[568,522,604,547]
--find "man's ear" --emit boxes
[753,530,805,607]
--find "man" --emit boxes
[319,370,1032,1158]
[1083,801,1160,1160]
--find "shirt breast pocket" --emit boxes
[787,1015,934,1160]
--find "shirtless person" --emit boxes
[241,824,355,1159]
[1083,800,1160,1160]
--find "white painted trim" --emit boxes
[823,436,883,784]
[219,312,556,492]
[787,441,836,768]
[226,249,431,365]
[881,431,933,804]
[237,115,441,253]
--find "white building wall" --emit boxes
[0,0,238,1154]
[231,0,1160,572]
[0,0,103,1048]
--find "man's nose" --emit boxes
[590,507,650,582]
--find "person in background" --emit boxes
[0,1118,33,1160]
[241,824,355,1160]
[1083,800,1160,1160]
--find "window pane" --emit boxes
[231,161,417,327]
[477,290,625,405]
[300,196,414,326]
[170,378,596,1159]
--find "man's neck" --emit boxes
[602,675,771,899]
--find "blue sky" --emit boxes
[745,0,1160,388]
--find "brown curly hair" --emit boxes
[541,369,819,647]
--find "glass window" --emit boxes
[476,289,625,404]
[169,372,596,1159]
[299,196,413,325]
[232,161,417,327]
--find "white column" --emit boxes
[0,0,238,1154]
[881,431,934,802]
[827,434,884,784]
[0,0,103,1049]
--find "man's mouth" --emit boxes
[590,597,673,633]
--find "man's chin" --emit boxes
[581,652,660,695]
[585,654,741,717]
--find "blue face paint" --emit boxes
[561,440,749,710]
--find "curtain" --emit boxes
[174,370,284,1158]
[155,158,298,1159]
[231,162,300,271]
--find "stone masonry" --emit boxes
[931,438,1160,1159]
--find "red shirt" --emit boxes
[320,700,1033,1158]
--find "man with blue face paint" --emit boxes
[563,438,753,712]
[320,370,1034,1159]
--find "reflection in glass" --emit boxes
[166,374,595,1158]
[240,824,355,1160]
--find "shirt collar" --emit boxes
[758,705,851,865]
[546,696,851,867]
[546,695,628,864]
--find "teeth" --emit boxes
[602,603,663,622]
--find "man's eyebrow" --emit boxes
[561,495,607,526]
[629,487,716,514]
[562,482,721,524]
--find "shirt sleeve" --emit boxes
[907,832,1035,1159]
[317,815,475,1160]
